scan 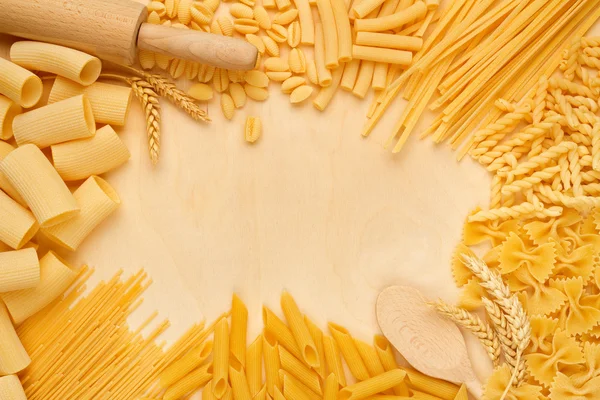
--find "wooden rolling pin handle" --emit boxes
[137,24,258,71]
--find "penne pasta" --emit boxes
[246,335,263,396]
[303,316,326,378]
[160,340,214,388]
[352,61,375,99]
[0,248,39,293]
[230,358,253,400]
[0,95,20,140]
[373,336,409,396]
[48,77,133,126]
[354,339,385,376]
[410,390,445,400]
[323,335,347,387]
[323,373,339,400]
[51,125,131,182]
[282,374,317,400]
[163,362,213,400]
[204,380,216,400]
[328,323,370,381]
[0,189,38,251]
[0,144,79,227]
[314,65,345,111]
[231,293,249,364]
[339,369,407,400]
[402,369,459,400]
[10,41,102,86]
[274,386,286,400]
[314,23,332,87]
[0,300,31,375]
[0,375,27,400]
[263,306,302,360]
[0,57,43,108]
[453,385,467,400]
[354,1,426,31]
[352,46,412,65]
[355,32,423,51]
[0,141,27,207]
[293,0,314,44]
[212,317,230,399]
[263,333,281,397]
[315,0,339,68]
[341,60,361,91]
[280,291,319,368]
[278,346,322,394]
[1,251,77,324]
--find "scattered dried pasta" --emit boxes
[245,116,262,143]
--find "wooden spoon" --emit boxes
[376,285,483,399]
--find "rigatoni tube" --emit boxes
[0,96,21,140]
[330,0,353,62]
[0,375,28,400]
[0,57,43,108]
[0,142,27,207]
[0,248,39,293]
[0,190,38,250]
[0,301,31,375]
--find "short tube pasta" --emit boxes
[0,301,30,375]
[304,316,326,378]
[372,63,388,90]
[352,61,375,99]
[355,32,423,51]
[0,248,40,293]
[0,190,38,250]
[323,335,347,386]
[402,368,459,399]
[323,373,339,400]
[212,317,230,398]
[51,125,131,181]
[262,334,281,397]
[338,369,407,400]
[330,0,352,62]
[352,0,386,18]
[0,96,21,140]
[48,77,133,126]
[354,1,427,31]
[328,322,370,381]
[10,41,102,86]
[280,291,319,368]
[0,142,27,207]
[229,358,252,400]
[246,335,263,396]
[1,251,77,325]
[42,176,121,251]
[314,23,332,87]
[0,57,43,108]
[352,45,412,65]
[314,65,344,111]
[315,0,339,68]
[341,60,361,91]
[230,293,248,365]
[163,363,213,400]
[279,347,323,394]
[293,0,314,44]
[0,375,28,400]
[160,340,213,388]
[0,144,80,227]
[373,335,409,396]
[263,306,302,359]
[13,95,96,148]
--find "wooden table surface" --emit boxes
[10,5,599,388]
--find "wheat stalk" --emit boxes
[432,300,501,366]
[129,78,161,166]
[482,297,517,366]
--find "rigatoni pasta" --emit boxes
[0,144,79,227]
[352,45,412,65]
[0,96,20,140]
[0,190,38,250]
[293,0,314,44]
[315,0,339,68]
[314,23,332,87]
[0,301,31,375]
[0,375,27,400]
[10,41,102,86]
[48,77,133,126]
[212,317,230,398]
[51,125,131,181]
[352,61,375,99]
[280,291,319,368]
[231,293,249,364]
[313,66,344,111]
[0,248,39,293]
[355,32,423,51]
[0,142,26,207]
[13,95,96,148]
[0,57,43,108]
[330,0,352,62]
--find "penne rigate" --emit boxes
[280,291,319,368]
[373,336,410,396]
[323,335,347,387]
[323,373,339,400]
[231,293,249,365]
[338,369,407,400]
[246,335,263,397]
[160,340,213,388]
[303,316,327,379]
[263,306,303,360]
[163,363,213,400]
[329,322,370,381]
[263,333,281,397]
[212,317,230,398]
[278,346,323,394]
[229,358,253,400]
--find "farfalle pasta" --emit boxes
[499,232,557,283]
[552,242,595,282]
[463,210,520,246]
[523,208,582,245]
[457,278,487,311]
[482,365,546,400]
[551,278,600,336]
[528,316,558,354]
[451,243,475,287]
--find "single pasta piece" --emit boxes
[282,374,319,400]
[0,144,79,227]
[0,301,30,375]
[354,339,385,376]
[0,57,43,108]
[402,368,459,400]
[339,369,407,400]
[10,41,102,86]
[353,61,375,99]
[1,251,77,325]
[160,340,214,388]
[373,335,409,396]
[352,45,412,65]
[355,32,423,51]
[275,0,291,11]
[329,322,370,381]
[164,363,213,400]
[354,1,427,31]
[262,334,281,397]
[314,23,332,87]
[13,95,96,148]
[293,0,314,44]
[51,125,131,182]
[330,0,353,62]
[254,385,267,400]
[0,375,27,400]
[314,66,344,111]
[0,190,38,250]
[280,291,319,368]
[0,142,26,207]
[48,77,133,126]
[0,248,39,293]
[290,85,314,104]
[352,0,385,18]
[246,335,263,396]
[229,358,252,400]
[323,373,339,400]
[231,294,249,364]
[303,316,326,378]
[212,317,230,398]
[323,335,347,386]
[0,96,21,140]
[315,0,339,68]
[204,381,215,400]
[245,116,262,143]
[372,64,388,90]
[279,346,323,394]
[264,0,276,8]
[263,306,302,359]
[341,60,361,91]
[273,387,286,400]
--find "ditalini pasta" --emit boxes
[315,0,339,68]
[0,144,80,227]
[1,251,77,325]
[329,322,370,381]
[230,293,248,365]
[279,346,323,394]
[51,125,131,181]
[160,340,213,388]
[0,57,43,108]
[48,77,133,126]
[293,0,314,44]
[163,362,213,400]
[212,317,230,398]
[10,41,102,86]
[263,306,303,359]
[280,291,319,368]
[355,32,423,51]
[314,23,332,87]
[0,96,20,140]
[0,190,38,250]
[0,301,30,375]
[352,46,413,65]
[323,335,347,387]
[354,0,427,31]
[0,142,26,207]
[42,176,120,251]
[0,248,39,293]
[0,375,27,400]
[338,369,407,400]
[262,334,281,397]
[229,358,252,400]
[246,335,263,396]
[13,95,96,148]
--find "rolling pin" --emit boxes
[0,0,258,71]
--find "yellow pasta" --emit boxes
[323,373,339,400]
[0,301,30,375]
[279,346,322,394]
[315,0,339,68]
[0,375,27,400]
[352,0,385,18]
[231,293,249,364]
[0,248,39,293]
[264,0,276,8]
[263,306,303,359]
[254,385,267,400]
[0,96,20,140]
[230,358,252,400]
[314,66,344,111]
[352,45,412,65]
[0,189,38,250]
[355,32,423,51]
[212,317,230,398]
[339,369,407,400]
[10,41,102,86]
[1,251,77,325]
[323,335,347,387]
[13,95,96,148]
[352,61,375,99]
[0,57,43,108]
[280,291,319,368]
[164,362,213,400]
[160,340,214,388]
[263,333,281,397]
[51,125,131,182]
[314,23,332,87]
[282,374,317,400]
[354,1,426,31]
[293,0,314,44]
[303,316,326,378]
[330,0,353,62]
[328,322,370,381]
[274,386,286,400]
[341,60,361,91]
[246,335,263,396]
[403,368,459,400]
[373,336,409,396]
[48,77,133,126]
[354,339,385,377]
[275,0,292,11]
[0,144,79,227]
[204,381,215,400]
[0,142,26,207]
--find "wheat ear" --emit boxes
[433,300,501,366]
[482,297,518,367]
[129,78,161,166]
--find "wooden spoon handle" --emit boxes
[137,23,258,70]
[465,378,483,399]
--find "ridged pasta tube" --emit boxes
[314,66,344,111]
[13,95,96,148]
[48,77,133,126]
[0,301,30,374]
[315,0,338,68]
[0,189,38,250]
[0,144,79,227]
[355,32,423,51]
[0,95,21,140]
[354,1,427,32]
[338,369,407,400]
[0,248,39,293]
[352,45,412,65]
[0,375,27,400]
[0,141,26,207]
[10,41,102,86]
[0,57,43,108]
